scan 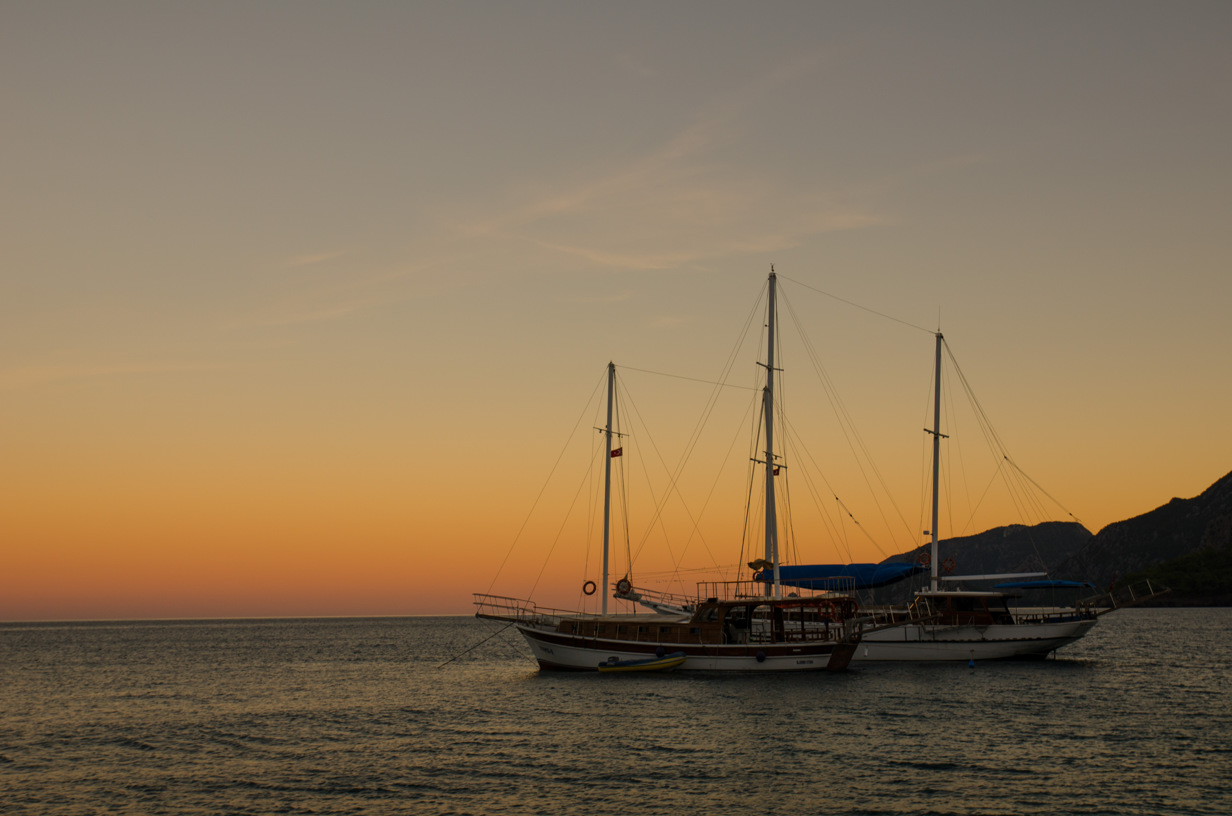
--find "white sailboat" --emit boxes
[846,332,1164,661]
[474,270,864,671]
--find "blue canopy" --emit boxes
[993,580,1094,590]
[754,562,924,590]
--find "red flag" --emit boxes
[773,466,780,475]
[610,447,623,458]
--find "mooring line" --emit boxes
[436,622,519,669]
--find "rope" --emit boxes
[778,274,934,335]
[619,365,758,391]
[484,368,607,597]
[436,622,531,668]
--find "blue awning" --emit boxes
[993,580,1095,590]
[754,562,924,590]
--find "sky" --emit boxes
[3,1,1230,620]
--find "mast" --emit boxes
[763,270,781,598]
[928,332,944,591]
[602,361,615,614]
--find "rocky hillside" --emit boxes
[868,521,1093,604]
[883,521,1092,576]
[870,470,1232,605]
[1052,469,1232,602]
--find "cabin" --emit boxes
[910,591,1016,626]
[555,596,857,645]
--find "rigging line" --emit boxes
[939,356,964,538]
[623,285,767,573]
[781,463,798,566]
[527,441,606,599]
[620,365,759,391]
[943,352,1021,535]
[614,382,635,587]
[619,374,740,585]
[778,427,848,565]
[789,428,861,564]
[636,564,748,576]
[437,622,524,668]
[778,274,934,335]
[940,340,1021,518]
[1003,456,1086,528]
[782,291,902,539]
[737,407,764,582]
[942,353,994,538]
[964,458,1007,531]
[581,421,604,601]
[944,340,1051,527]
[943,340,1012,467]
[781,413,885,558]
[780,292,916,549]
[942,340,1058,535]
[485,368,607,596]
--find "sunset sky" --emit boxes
[3,2,1230,620]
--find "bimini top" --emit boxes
[755,562,925,591]
[993,579,1095,590]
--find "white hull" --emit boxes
[516,623,850,672]
[852,618,1098,662]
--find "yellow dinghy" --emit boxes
[597,651,687,673]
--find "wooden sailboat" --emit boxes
[474,271,863,671]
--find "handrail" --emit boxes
[472,593,577,625]
[695,579,856,602]
[1077,578,1171,616]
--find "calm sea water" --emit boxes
[2,609,1228,815]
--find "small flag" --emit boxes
[611,447,623,458]
[773,466,780,475]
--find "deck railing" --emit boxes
[472,593,580,627]
[695,578,857,602]
[1077,578,1170,615]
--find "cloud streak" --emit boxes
[0,361,224,391]
[437,49,887,271]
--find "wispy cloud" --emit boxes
[229,299,379,329]
[284,251,345,268]
[0,362,224,391]
[615,52,655,79]
[562,290,635,304]
[649,315,692,329]
[436,49,886,271]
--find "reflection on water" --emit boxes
[2,609,1228,815]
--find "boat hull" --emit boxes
[516,623,853,672]
[852,618,1098,662]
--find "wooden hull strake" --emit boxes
[515,622,856,672]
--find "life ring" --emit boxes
[582,580,597,596]
[917,552,931,567]
[942,557,956,575]
[616,577,633,595]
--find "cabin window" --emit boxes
[689,627,701,635]
[596,624,606,634]
[617,625,627,634]
[637,626,649,634]
[659,627,673,636]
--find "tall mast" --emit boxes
[602,361,615,614]
[763,270,781,598]
[928,332,944,591]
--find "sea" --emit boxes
[1,609,1228,816]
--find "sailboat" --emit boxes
[758,331,1167,661]
[474,271,864,671]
